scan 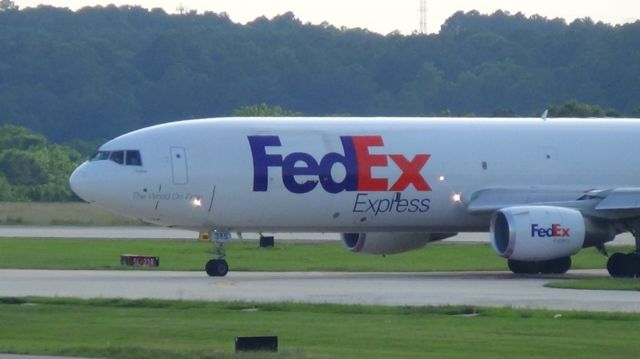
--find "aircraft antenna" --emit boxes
[541,109,549,121]
[419,0,428,34]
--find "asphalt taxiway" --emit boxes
[0,226,336,241]
[0,226,635,245]
[1,269,638,312]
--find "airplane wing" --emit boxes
[593,188,640,210]
[465,187,640,220]
[465,188,588,213]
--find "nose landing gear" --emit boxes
[205,258,229,276]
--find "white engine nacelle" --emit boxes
[490,206,614,261]
[341,232,456,255]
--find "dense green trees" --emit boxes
[1,6,639,201]
[232,103,302,116]
[0,0,18,11]
[547,100,622,118]
[0,7,639,142]
[0,125,81,201]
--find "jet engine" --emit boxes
[490,206,615,261]
[341,232,456,255]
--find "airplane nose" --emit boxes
[69,163,93,202]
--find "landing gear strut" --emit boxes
[607,220,640,278]
[205,231,230,277]
[508,256,571,274]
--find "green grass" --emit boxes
[0,201,142,226]
[0,238,626,272]
[1,297,639,359]
[546,278,640,291]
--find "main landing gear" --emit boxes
[607,220,640,278]
[508,257,571,275]
[607,253,640,278]
[205,231,230,277]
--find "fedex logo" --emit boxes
[531,224,570,238]
[248,135,431,194]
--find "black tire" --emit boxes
[527,261,542,274]
[607,253,630,278]
[205,259,229,277]
[626,253,640,278]
[544,257,571,274]
[508,259,524,274]
[508,260,541,274]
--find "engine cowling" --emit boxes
[490,206,615,261]
[341,232,456,255]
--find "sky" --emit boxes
[14,0,640,34]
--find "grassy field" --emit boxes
[1,297,639,359]
[546,278,640,291]
[0,202,141,226]
[0,238,625,272]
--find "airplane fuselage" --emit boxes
[70,117,640,233]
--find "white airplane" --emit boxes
[69,117,640,278]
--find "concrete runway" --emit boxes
[0,226,337,241]
[1,269,639,312]
[0,226,635,245]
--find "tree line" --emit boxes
[0,125,81,201]
[0,5,639,142]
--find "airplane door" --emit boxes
[170,147,188,185]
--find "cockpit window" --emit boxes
[90,151,110,161]
[110,151,124,165]
[126,150,142,166]
[90,149,142,166]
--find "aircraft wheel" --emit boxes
[607,253,630,278]
[205,259,229,277]
[508,260,539,274]
[507,259,524,274]
[544,257,571,274]
[626,253,640,278]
